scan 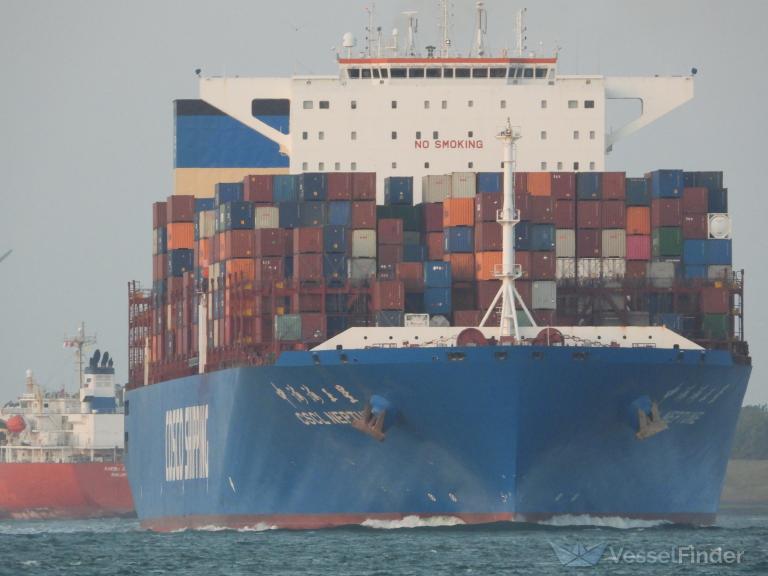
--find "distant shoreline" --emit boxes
[720,459,768,507]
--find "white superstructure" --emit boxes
[197,5,693,201]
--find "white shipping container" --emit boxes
[601,229,626,258]
[254,207,279,229]
[577,258,602,280]
[707,265,732,281]
[450,172,477,198]
[556,257,576,280]
[532,281,557,310]
[198,211,216,239]
[404,313,430,327]
[555,229,576,258]
[601,258,626,279]
[352,229,377,258]
[708,213,732,239]
[648,261,675,288]
[422,175,451,203]
[348,257,377,281]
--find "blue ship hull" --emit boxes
[126,345,750,530]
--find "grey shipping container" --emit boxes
[422,175,451,203]
[601,229,626,258]
[532,281,557,310]
[349,258,377,282]
[555,229,576,258]
[275,314,302,341]
[450,172,477,198]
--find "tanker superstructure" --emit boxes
[127,4,750,531]
[0,327,133,519]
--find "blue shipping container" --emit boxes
[273,175,299,203]
[683,240,708,265]
[155,227,167,254]
[424,287,451,315]
[279,202,301,229]
[515,221,531,250]
[530,224,556,251]
[323,225,348,254]
[625,178,651,206]
[403,244,426,262]
[328,201,352,226]
[299,202,327,227]
[215,182,244,206]
[167,249,193,277]
[708,188,728,213]
[384,177,414,206]
[685,171,724,192]
[299,173,327,201]
[476,172,503,194]
[195,198,216,212]
[707,239,732,265]
[576,173,601,200]
[650,170,684,198]
[443,226,474,253]
[684,265,707,279]
[221,201,254,230]
[424,261,451,288]
[323,254,347,284]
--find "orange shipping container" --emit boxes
[197,238,213,268]
[528,172,552,196]
[626,207,651,235]
[446,253,475,281]
[166,222,194,250]
[475,252,502,281]
[443,198,475,227]
[227,258,256,281]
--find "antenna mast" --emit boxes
[403,11,419,56]
[438,0,452,57]
[365,4,376,58]
[473,1,488,57]
[63,322,97,392]
[515,9,527,57]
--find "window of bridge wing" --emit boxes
[535,67,548,79]
[348,68,360,79]
[362,68,372,79]
[372,68,380,79]
[390,68,407,78]
[443,68,454,78]
[426,67,441,78]
[472,67,489,78]
[455,67,471,78]
[523,67,534,78]
[508,66,518,78]
[408,68,425,78]
[380,69,388,78]
[490,67,507,78]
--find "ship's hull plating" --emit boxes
[0,462,134,519]
[126,345,750,530]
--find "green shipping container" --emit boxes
[652,227,683,257]
[702,313,729,340]
[376,205,422,231]
[275,314,302,341]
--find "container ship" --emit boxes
[125,4,750,530]
[0,325,133,519]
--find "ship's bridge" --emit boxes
[338,57,557,83]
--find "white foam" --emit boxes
[536,514,671,529]
[170,522,277,533]
[361,515,466,529]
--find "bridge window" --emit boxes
[585,100,595,109]
[472,68,489,78]
[490,67,507,78]
[523,67,534,78]
[455,68,471,78]
[380,69,388,78]
[251,99,290,118]
[348,68,360,79]
[361,69,372,79]
[372,69,380,79]
[426,67,441,78]
[535,67,548,79]
[508,66,517,77]
[390,68,407,78]
[443,68,454,78]
[409,68,425,78]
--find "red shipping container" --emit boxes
[515,172,528,194]
[475,193,501,222]
[396,262,425,292]
[474,221,502,251]
[243,175,273,203]
[153,202,167,229]
[220,230,255,259]
[516,280,532,308]
[292,293,323,313]
[626,235,651,260]
[454,310,482,326]
[577,230,601,258]
[682,214,708,239]
[477,280,501,308]
[254,228,285,257]
[577,201,601,229]
[531,251,556,280]
[352,172,376,200]
[682,187,709,214]
[602,172,626,200]
[254,257,284,284]
[167,195,195,223]
[443,198,475,227]
[516,251,531,280]
[327,173,353,200]
[554,200,575,228]
[226,258,256,282]
[625,260,647,279]
[652,198,682,227]
[446,253,475,281]
[427,232,444,260]
[378,219,404,245]
[529,196,554,223]
[294,253,323,281]
[351,201,377,229]
[293,227,323,254]
[302,313,328,341]
[551,172,576,200]
[423,202,444,231]
[378,244,403,265]
[700,287,729,313]
[153,254,167,279]
[372,280,405,310]
[602,201,626,229]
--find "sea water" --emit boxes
[0,513,766,575]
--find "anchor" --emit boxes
[351,395,394,441]
[631,396,668,440]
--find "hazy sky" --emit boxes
[0,0,766,404]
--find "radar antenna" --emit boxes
[473,1,488,57]
[438,0,453,57]
[515,9,527,57]
[403,11,419,56]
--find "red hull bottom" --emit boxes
[0,462,134,520]
[141,511,715,532]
